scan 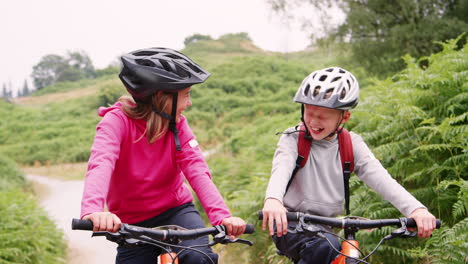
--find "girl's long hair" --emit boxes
[118,92,173,144]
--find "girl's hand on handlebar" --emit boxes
[82,212,121,233]
[409,208,436,238]
[222,216,246,239]
[262,198,288,237]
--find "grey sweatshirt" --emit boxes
[265,127,425,218]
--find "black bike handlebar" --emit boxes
[72,218,255,241]
[258,211,441,229]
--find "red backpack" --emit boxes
[285,123,355,215]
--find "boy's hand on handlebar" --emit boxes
[222,216,246,239]
[262,198,288,237]
[409,208,436,238]
[82,212,121,233]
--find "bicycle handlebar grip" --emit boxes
[72,218,94,230]
[258,211,301,221]
[405,218,442,229]
[244,224,255,234]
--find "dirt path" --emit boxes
[27,174,116,264]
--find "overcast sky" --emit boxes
[1,0,344,95]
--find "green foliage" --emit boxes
[0,190,66,264]
[422,218,468,263]
[0,154,25,191]
[96,79,128,107]
[350,36,468,262]
[0,154,66,263]
[32,74,115,96]
[0,95,100,165]
[183,32,261,57]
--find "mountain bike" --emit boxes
[72,218,255,264]
[258,211,441,264]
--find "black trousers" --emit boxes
[273,222,341,264]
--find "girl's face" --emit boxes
[175,86,192,121]
[303,105,350,141]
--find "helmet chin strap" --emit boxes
[325,111,345,139]
[300,105,312,139]
[151,93,181,151]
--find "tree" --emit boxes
[67,51,96,79]
[219,32,252,41]
[31,54,67,89]
[1,83,7,98]
[2,82,13,99]
[184,34,213,46]
[268,0,468,76]
[31,50,96,90]
[22,80,30,97]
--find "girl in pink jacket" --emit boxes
[80,47,246,264]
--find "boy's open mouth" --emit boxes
[310,127,324,134]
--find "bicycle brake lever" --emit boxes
[214,236,254,246]
[384,218,417,240]
[294,216,322,237]
[92,231,145,247]
[232,238,253,246]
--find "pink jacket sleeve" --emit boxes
[80,111,125,218]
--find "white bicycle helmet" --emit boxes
[294,67,359,110]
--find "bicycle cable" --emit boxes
[320,231,370,264]
[135,236,216,264]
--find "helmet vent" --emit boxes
[183,62,203,74]
[133,51,157,56]
[339,68,345,73]
[319,75,328,81]
[165,54,184,59]
[324,88,334,99]
[331,76,342,83]
[160,60,173,73]
[340,89,347,99]
[135,59,156,67]
[313,86,321,97]
[174,65,190,78]
[303,84,310,96]
[325,68,333,72]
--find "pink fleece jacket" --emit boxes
[80,103,231,225]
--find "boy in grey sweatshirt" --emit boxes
[261,67,436,264]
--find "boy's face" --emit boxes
[303,105,351,141]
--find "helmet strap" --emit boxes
[151,105,172,120]
[151,93,181,151]
[325,111,345,139]
[169,93,181,151]
[300,105,312,139]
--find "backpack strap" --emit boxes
[338,128,354,215]
[285,123,312,192]
[284,125,355,215]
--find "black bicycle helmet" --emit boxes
[294,67,359,110]
[119,47,210,101]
